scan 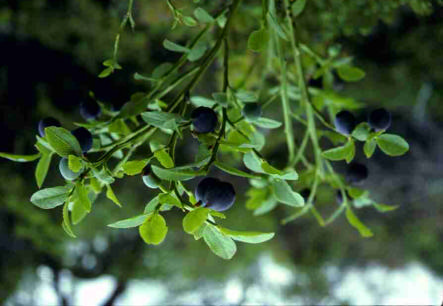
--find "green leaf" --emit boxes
[150,63,172,79]
[271,180,305,207]
[92,167,115,184]
[98,67,113,78]
[89,177,102,194]
[0,152,40,162]
[291,0,307,17]
[209,211,226,219]
[376,134,409,156]
[337,65,366,82]
[139,213,168,245]
[194,7,214,23]
[182,15,198,27]
[235,90,258,102]
[163,39,190,53]
[212,92,228,107]
[203,224,237,260]
[72,196,89,225]
[62,202,76,238]
[353,196,373,208]
[45,127,82,157]
[373,203,399,212]
[364,139,377,158]
[345,208,373,238]
[190,96,216,107]
[108,119,131,135]
[278,169,299,181]
[352,123,371,141]
[261,161,299,180]
[214,161,257,179]
[108,214,149,228]
[103,58,115,67]
[219,228,275,244]
[243,151,263,173]
[266,12,288,41]
[106,184,122,207]
[117,93,150,119]
[322,140,355,162]
[347,187,369,199]
[75,182,91,212]
[144,200,159,216]
[141,111,186,131]
[183,207,210,234]
[261,161,283,176]
[254,197,278,216]
[154,149,174,168]
[122,159,149,176]
[246,187,268,210]
[152,165,202,181]
[30,186,70,209]
[247,28,269,52]
[35,152,53,188]
[187,42,207,62]
[134,72,155,82]
[193,223,207,240]
[68,155,83,172]
[253,117,282,129]
[158,193,182,208]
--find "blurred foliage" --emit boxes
[1,0,442,304]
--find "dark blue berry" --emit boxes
[204,182,236,212]
[346,162,368,184]
[195,177,236,212]
[38,117,61,137]
[368,108,391,131]
[191,107,218,134]
[71,127,93,153]
[242,103,262,121]
[80,100,101,121]
[195,177,220,202]
[334,111,357,136]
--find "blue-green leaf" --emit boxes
[376,134,409,156]
[203,224,237,260]
[219,227,275,244]
[30,186,70,209]
[0,152,40,162]
[108,214,149,228]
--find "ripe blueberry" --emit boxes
[59,157,82,180]
[80,100,101,121]
[334,111,357,136]
[345,162,368,184]
[368,108,391,131]
[142,165,161,189]
[38,117,61,137]
[195,177,220,202]
[242,103,262,121]
[191,107,218,134]
[195,177,236,212]
[71,127,93,153]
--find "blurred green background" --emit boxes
[1,0,442,305]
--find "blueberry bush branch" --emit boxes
[0,0,410,260]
